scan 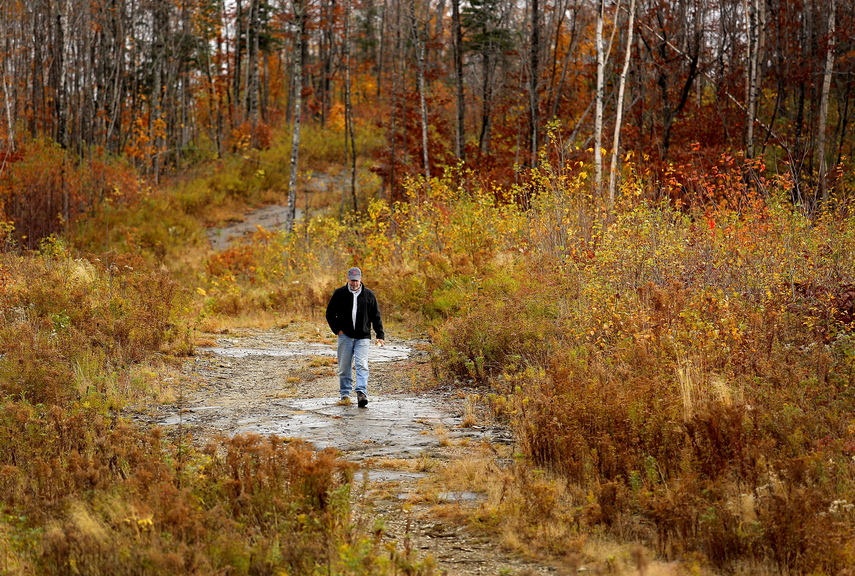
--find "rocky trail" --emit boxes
[134,325,561,576]
[136,200,567,574]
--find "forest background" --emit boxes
[1,0,855,573]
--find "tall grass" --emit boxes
[196,172,528,325]
[0,241,433,574]
[0,241,187,407]
[197,156,855,572]
[48,123,855,571]
[432,167,855,572]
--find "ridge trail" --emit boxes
[137,326,558,575]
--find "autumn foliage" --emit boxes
[0,141,141,250]
[1,0,855,570]
[0,244,433,574]
[190,152,855,572]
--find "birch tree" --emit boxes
[409,2,431,183]
[817,0,836,204]
[744,0,765,158]
[608,0,636,205]
[286,0,306,233]
[594,0,618,192]
[452,0,465,160]
[343,0,358,213]
[594,0,605,191]
[529,0,540,167]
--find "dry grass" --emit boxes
[434,226,854,573]
[307,356,336,368]
[0,244,434,575]
[13,130,854,573]
[460,393,480,428]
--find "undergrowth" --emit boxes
[0,241,432,575]
[69,122,385,282]
[432,171,855,573]
[5,126,855,573]
[195,156,855,573]
[0,240,188,408]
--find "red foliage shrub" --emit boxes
[0,139,140,250]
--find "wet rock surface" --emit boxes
[135,328,554,575]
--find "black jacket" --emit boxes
[326,284,385,340]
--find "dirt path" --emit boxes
[204,171,345,251]
[136,326,560,576]
[174,200,564,574]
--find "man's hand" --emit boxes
[376,339,385,347]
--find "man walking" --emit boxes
[325,267,385,407]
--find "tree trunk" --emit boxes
[479,53,494,154]
[1,68,13,151]
[744,0,764,158]
[451,0,465,161]
[376,0,388,97]
[608,0,636,205]
[203,36,223,157]
[247,0,260,146]
[343,0,358,214]
[411,8,431,182]
[0,9,13,150]
[152,0,168,183]
[545,0,566,122]
[817,0,835,205]
[52,10,67,148]
[286,0,306,233]
[594,0,605,191]
[835,81,851,168]
[234,0,244,126]
[320,0,335,127]
[530,0,540,167]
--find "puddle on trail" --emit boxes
[160,396,458,459]
[197,343,410,362]
[234,397,455,459]
[156,342,505,461]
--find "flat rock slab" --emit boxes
[231,396,455,458]
[155,337,490,461]
[159,393,456,459]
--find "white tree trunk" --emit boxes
[594,0,605,192]
[344,0,358,213]
[286,0,305,233]
[817,0,836,204]
[451,0,465,160]
[411,9,431,183]
[744,0,764,158]
[530,0,540,167]
[608,0,636,205]
[1,69,14,152]
[594,0,619,194]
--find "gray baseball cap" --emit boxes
[347,267,362,280]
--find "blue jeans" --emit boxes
[337,334,369,398]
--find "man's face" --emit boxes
[348,277,361,289]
